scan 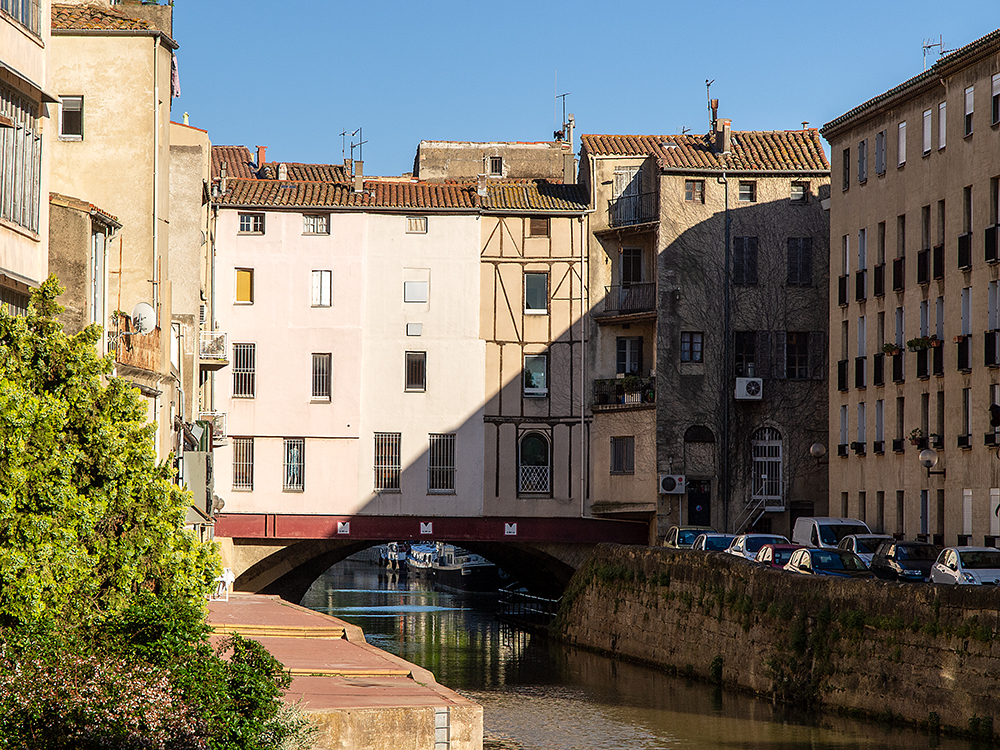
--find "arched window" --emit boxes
[518,432,550,493]
[751,428,783,505]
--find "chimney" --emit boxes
[256,145,266,167]
[713,117,731,155]
[353,160,364,193]
[278,163,287,181]
[710,99,719,129]
[220,161,228,195]
[477,173,488,197]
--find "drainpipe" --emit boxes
[719,171,731,532]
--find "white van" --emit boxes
[792,517,871,549]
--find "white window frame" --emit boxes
[965,86,975,136]
[283,438,305,491]
[428,433,456,493]
[232,437,254,491]
[405,351,427,392]
[238,212,264,234]
[738,181,756,202]
[939,101,947,149]
[303,213,329,235]
[59,95,83,141]
[897,121,906,166]
[524,272,548,314]
[751,427,783,504]
[311,269,332,307]
[923,109,932,154]
[523,354,547,397]
[992,73,1000,125]
[406,216,428,234]
[232,342,256,398]
[374,432,401,492]
[403,280,428,303]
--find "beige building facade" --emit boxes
[821,29,1000,545]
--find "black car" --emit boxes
[870,540,939,582]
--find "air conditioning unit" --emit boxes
[735,377,763,400]
[659,474,686,494]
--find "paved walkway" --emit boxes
[206,593,477,712]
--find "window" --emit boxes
[965,86,975,136]
[311,353,331,400]
[403,280,428,303]
[610,436,635,475]
[734,331,756,377]
[621,248,643,285]
[733,237,758,285]
[751,428,782,504]
[239,212,264,234]
[523,354,547,396]
[489,156,503,175]
[311,270,332,307]
[59,95,83,140]
[524,272,547,313]
[232,343,256,398]
[232,437,254,491]
[897,121,906,166]
[518,432,550,493]
[684,180,704,203]
[405,351,426,392]
[406,216,428,234]
[1,83,42,232]
[428,434,456,493]
[2,0,41,34]
[930,109,940,156]
[374,432,401,492]
[993,74,1000,125]
[303,214,329,234]
[787,237,813,285]
[617,336,643,375]
[785,332,809,380]
[874,130,886,175]
[680,332,703,363]
[923,109,932,154]
[790,182,809,203]
[738,181,756,202]
[283,438,305,491]
[842,147,850,190]
[235,268,254,304]
[857,139,868,183]
[529,218,550,237]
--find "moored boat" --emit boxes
[406,543,437,576]
[433,543,502,592]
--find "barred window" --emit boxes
[232,343,256,398]
[311,353,331,400]
[428,433,456,493]
[374,432,401,492]
[406,216,428,234]
[283,438,305,491]
[751,428,782,503]
[405,351,426,392]
[0,83,42,233]
[232,437,254,490]
[610,436,635,475]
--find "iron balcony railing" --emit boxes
[593,376,655,406]
[198,412,227,447]
[602,282,655,315]
[199,330,228,361]
[608,191,657,227]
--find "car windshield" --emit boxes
[854,538,883,554]
[959,551,1000,569]
[896,545,937,561]
[819,524,870,545]
[813,551,866,571]
[706,536,733,551]
[678,529,705,545]
[746,536,785,553]
[774,549,796,565]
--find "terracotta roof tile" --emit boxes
[52,3,153,30]
[211,146,257,180]
[581,130,829,172]
[483,180,588,212]
[218,178,481,211]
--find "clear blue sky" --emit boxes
[171,1,998,176]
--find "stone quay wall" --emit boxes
[552,544,1000,736]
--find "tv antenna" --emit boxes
[706,79,716,131]
[349,127,367,164]
[923,35,947,70]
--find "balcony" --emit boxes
[916,349,929,379]
[917,249,930,284]
[199,331,229,371]
[873,352,885,386]
[873,263,885,297]
[198,412,227,447]
[855,269,867,302]
[838,275,848,306]
[986,330,1000,367]
[892,256,905,291]
[111,318,161,375]
[957,335,972,371]
[837,359,849,392]
[891,352,905,383]
[958,233,972,270]
[597,282,656,320]
[608,191,657,228]
[933,344,944,376]
[854,356,866,389]
[933,243,945,279]
[593,376,655,408]
[986,224,999,263]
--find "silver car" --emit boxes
[837,534,893,566]
[931,547,1000,585]
[725,533,790,561]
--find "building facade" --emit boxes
[580,116,831,540]
[821,29,1000,545]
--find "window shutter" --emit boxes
[636,337,644,375]
[733,237,745,285]
[747,237,758,285]
[756,331,772,379]
[808,331,826,380]
[617,338,627,374]
[773,331,787,380]
[800,238,813,285]
[787,239,798,285]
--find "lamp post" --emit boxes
[919,448,946,477]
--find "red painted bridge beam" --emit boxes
[214,513,648,545]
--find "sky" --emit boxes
[171,1,999,177]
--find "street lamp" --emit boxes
[809,442,828,465]
[918,448,946,477]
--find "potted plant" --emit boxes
[954,334,967,343]
[622,375,642,394]
[929,335,942,347]
[906,336,932,351]
[882,342,901,355]
[909,428,924,445]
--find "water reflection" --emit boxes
[300,559,971,750]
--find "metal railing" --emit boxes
[198,412,227,446]
[601,282,655,315]
[518,465,550,493]
[607,191,657,227]
[498,588,561,628]
[592,376,655,406]
[200,330,228,360]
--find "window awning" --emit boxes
[0,61,60,104]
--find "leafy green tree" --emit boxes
[0,277,217,625]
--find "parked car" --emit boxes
[931,547,1000,585]
[783,548,874,578]
[726,534,790,561]
[837,534,894,566]
[791,517,871,549]
[754,543,804,569]
[663,526,715,549]
[870,540,939,582]
[691,533,736,552]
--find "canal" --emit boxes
[300,558,970,750]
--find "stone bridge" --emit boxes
[214,513,650,601]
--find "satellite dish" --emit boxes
[131,302,155,335]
